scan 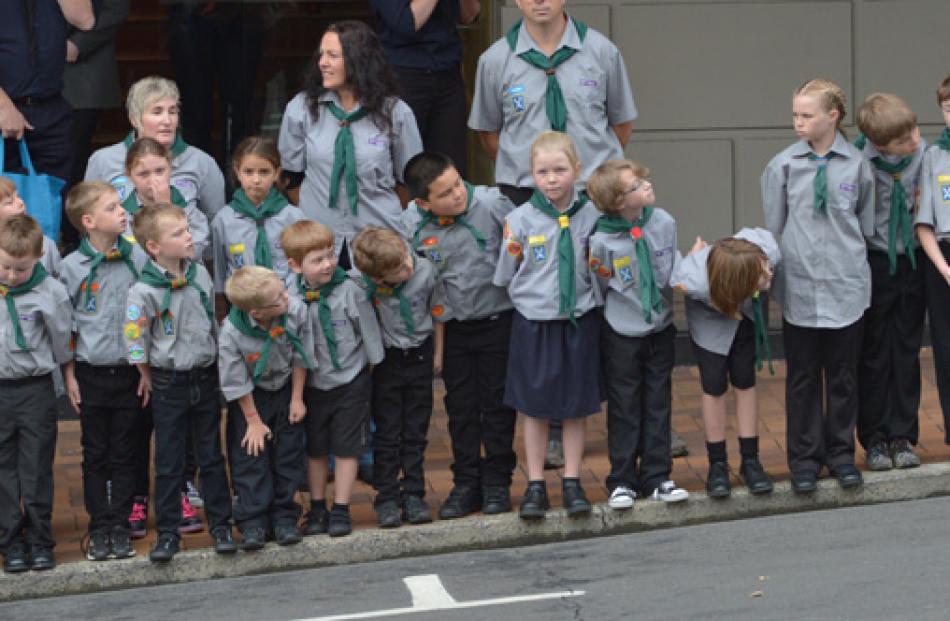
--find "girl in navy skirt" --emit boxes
[493,132,602,519]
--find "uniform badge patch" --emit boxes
[613,256,635,285]
[128,344,146,362]
[940,175,950,202]
[162,312,175,336]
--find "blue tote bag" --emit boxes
[0,139,65,240]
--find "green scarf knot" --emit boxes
[807,152,836,216]
[871,155,916,274]
[139,261,214,324]
[325,102,368,215]
[411,182,486,252]
[229,188,289,269]
[227,306,313,381]
[530,190,587,325]
[594,208,663,322]
[78,236,139,307]
[298,268,348,371]
[0,262,49,350]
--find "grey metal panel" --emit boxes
[735,134,798,231]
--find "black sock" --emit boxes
[311,498,327,512]
[331,502,349,514]
[739,436,759,461]
[706,440,727,465]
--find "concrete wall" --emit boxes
[495,0,950,250]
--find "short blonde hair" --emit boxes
[586,159,650,215]
[857,93,917,146]
[65,181,117,234]
[0,214,43,258]
[0,176,15,202]
[351,227,408,279]
[225,266,283,312]
[530,131,579,170]
[280,220,335,264]
[794,78,847,129]
[126,76,179,128]
[938,73,950,105]
[131,203,186,254]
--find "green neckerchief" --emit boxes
[411,182,486,252]
[77,236,139,307]
[123,131,188,159]
[807,152,836,216]
[122,185,187,216]
[871,154,917,274]
[139,260,214,323]
[935,127,950,151]
[324,101,368,215]
[853,133,867,150]
[594,208,663,323]
[227,306,312,381]
[362,256,416,335]
[530,189,587,325]
[0,262,49,350]
[751,291,774,375]
[229,188,289,269]
[297,268,348,371]
[505,17,588,132]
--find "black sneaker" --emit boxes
[482,486,512,515]
[402,495,433,525]
[2,541,29,574]
[706,461,731,498]
[831,464,863,489]
[149,533,179,563]
[328,506,352,538]
[274,524,302,546]
[519,481,549,519]
[85,529,111,561]
[110,526,135,559]
[740,459,774,495]
[211,525,238,554]
[30,547,55,571]
[240,526,267,551]
[303,502,329,536]
[562,479,592,516]
[375,500,402,528]
[790,470,818,494]
[438,485,481,520]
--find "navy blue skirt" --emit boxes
[504,310,602,420]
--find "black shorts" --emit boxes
[304,367,371,458]
[692,317,756,397]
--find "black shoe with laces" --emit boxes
[438,485,482,520]
[706,461,731,498]
[212,525,238,554]
[110,526,135,559]
[274,524,302,546]
[85,529,111,561]
[482,486,512,515]
[328,505,352,537]
[3,541,29,574]
[791,470,818,494]
[375,500,402,528]
[740,459,774,495]
[562,479,592,516]
[519,481,549,519]
[240,526,266,551]
[303,502,329,536]
[149,533,179,563]
[402,495,433,525]
[30,547,55,571]
[832,463,863,489]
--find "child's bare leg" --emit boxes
[702,393,728,442]
[522,414,549,480]
[332,457,358,506]
[561,417,587,478]
[735,388,758,438]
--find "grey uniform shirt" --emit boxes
[468,16,637,187]
[123,259,217,370]
[85,140,226,222]
[671,228,781,355]
[761,134,874,328]
[123,191,210,260]
[278,92,423,255]
[861,139,926,254]
[210,203,305,293]
[0,275,72,379]
[217,297,313,401]
[493,193,600,320]
[399,186,515,322]
[41,235,60,277]
[589,207,679,337]
[352,257,441,349]
[293,277,385,391]
[59,242,149,365]
[914,144,950,241]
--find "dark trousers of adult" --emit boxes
[783,318,863,474]
[75,363,142,533]
[442,312,516,489]
[924,240,950,443]
[394,66,468,179]
[226,383,304,533]
[0,375,57,552]
[602,322,675,496]
[372,337,434,505]
[150,365,231,538]
[857,250,925,449]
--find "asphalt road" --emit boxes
[4,497,950,620]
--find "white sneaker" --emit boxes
[608,486,636,510]
[650,480,689,503]
[185,481,204,508]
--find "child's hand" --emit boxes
[288,399,307,424]
[688,236,708,255]
[136,373,151,407]
[242,419,272,457]
[65,373,81,414]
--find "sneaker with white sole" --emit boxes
[650,480,689,503]
[185,480,204,508]
[608,486,636,510]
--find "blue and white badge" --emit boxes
[507,84,526,116]
[940,175,950,202]
[531,244,547,263]
[617,265,634,285]
[126,305,141,321]
[162,315,175,336]
[85,295,98,313]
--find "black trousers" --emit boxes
[394,66,468,178]
[602,322,676,496]
[0,375,57,552]
[76,363,142,533]
[783,318,863,473]
[857,250,924,449]
[226,383,304,531]
[924,240,950,443]
[442,312,516,488]
[150,366,231,537]
[372,337,434,504]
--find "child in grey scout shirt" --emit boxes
[84,76,225,225]
[219,266,312,550]
[0,214,71,574]
[0,176,61,276]
[123,137,210,259]
[59,182,149,562]
[761,79,874,494]
[212,136,303,313]
[123,204,236,563]
[401,152,518,520]
[282,220,384,538]
[586,159,687,509]
[670,228,781,500]
[467,0,636,204]
[915,73,950,448]
[278,21,422,265]
[493,132,600,520]
[351,226,444,529]
[855,94,927,472]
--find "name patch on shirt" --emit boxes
[173,179,196,195]
[579,79,598,87]
[839,183,857,193]
[940,175,950,202]
[368,136,388,148]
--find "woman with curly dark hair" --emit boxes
[278,20,423,264]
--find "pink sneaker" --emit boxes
[128,496,148,539]
[178,494,204,534]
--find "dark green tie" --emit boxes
[529,190,587,324]
[227,306,313,381]
[807,152,836,216]
[0,263,49,350]
[751,292,774,374]
[505,18,588,132]
[122,185,188,216]
[936,127,950,151]
[297,269,348,371]
[77,236,139,307]
[363,271,415,336]
[594,208,663,322]
[123,131,188,158]
[228,188,289,269]
[411,182,486,252]
[139,261,214,323]
[324,101,368,215]
[871,155,916,274]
